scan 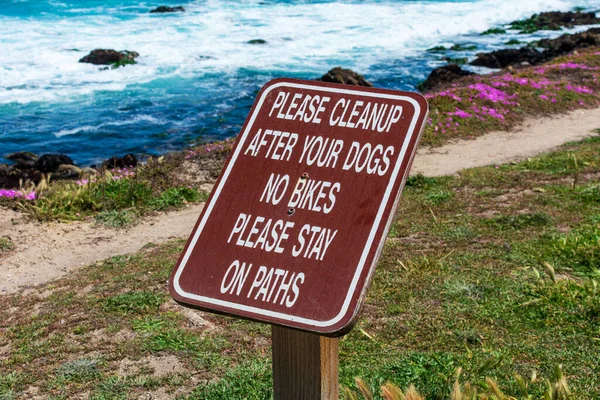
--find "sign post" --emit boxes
[170,78,428,397]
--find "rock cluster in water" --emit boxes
[471,28,600,69]
[418,64,474,92]
[420,25,600,92]
[509,11,600,33]
[79,49,139,66]
[150,5,185,13]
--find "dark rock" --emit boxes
[6,152,37,164]
[450,44,477,51]
[418,64,474,93]
[79,49,139,66]
[34,154,74,173]
[248,39,267,45]
[0,167,42,189]
[55,164,82,180]
[81,167,98,177]
[320,67,372,87]
[442,57,468,65]
[470,28,600,70]
[103,154,138,170]
[510,11,600,34]
[536,28,600,59]
[427,46,447,53]
[150,5,185,13]
[5,152,38,169]
[470,47,544,68]
[505,39,522,45]
[481,28,506,35]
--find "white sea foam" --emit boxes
[1,0,599,105]
[55,125,99,137]
[54,114,167,137]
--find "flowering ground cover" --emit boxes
[422,47,600,146]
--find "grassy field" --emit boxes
[1,133,598,399]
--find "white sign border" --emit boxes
[172,80,423,329]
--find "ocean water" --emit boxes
[1,0,599,165]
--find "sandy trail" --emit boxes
[1,108,599,294]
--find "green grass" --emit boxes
[1,137,599,398]
[149,187,207,210]
[55,358,101,383]
[102,291,165,314]
[0,237,14,253]
[22,159,209,222]
[95,209,138,228]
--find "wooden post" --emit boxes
[272,325,339,399]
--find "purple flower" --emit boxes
[468,83,511,104]
[436,91,463,101]
[448,108,472,119]
[558,62,589,70]
[0,189,36,201]
[565,84,593,94]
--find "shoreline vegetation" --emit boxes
[1,10,600,226]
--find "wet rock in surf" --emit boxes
[150,5,185,13]
[470,28,600,69]
[248,39,267,44]
[79,49,139,66]
[34,154,75,173]
[536,28,600,59]
[319,67,372,87]
[418,64,474,93]
[510,11,600,34]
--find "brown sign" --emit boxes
[169,78,428,336]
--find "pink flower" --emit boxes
[0,189,36,201]
[435,91,463,101]
[468,83,511,104]
[565,84,593,94]
[448,108,472,119]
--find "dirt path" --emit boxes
[1,108,599,294]
[411,108,600,176]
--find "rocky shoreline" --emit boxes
[420,11,600,92]
[0,67,371,191]
[2,10,599,193]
